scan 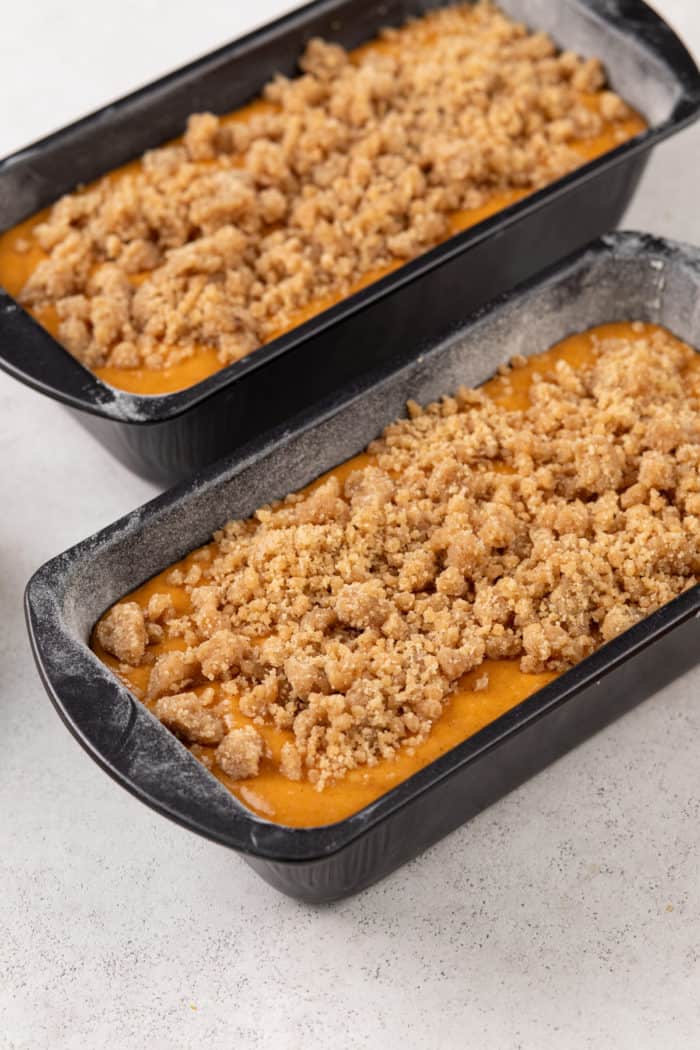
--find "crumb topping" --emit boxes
[20,1,636,373]
[95,601,147,665]
[97,327,700,789]
[215,726,264,780]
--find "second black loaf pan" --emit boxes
[25,232,700,902]
[1,0,700,483]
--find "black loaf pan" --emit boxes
[2,1,700,484]
[26,232,700,902]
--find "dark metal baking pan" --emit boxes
[2,1,700,484]
[25,231,700,902]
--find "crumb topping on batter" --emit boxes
[97,326,700,788]
[20,1,635,373]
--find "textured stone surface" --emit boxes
[1,2,700,1048]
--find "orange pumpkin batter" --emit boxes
[0,19,645,396]
[92,322,698,826]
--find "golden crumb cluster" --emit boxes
[20,1,633,372]
[96,326,700,788]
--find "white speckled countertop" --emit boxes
[2,3,700,1047]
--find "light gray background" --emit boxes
[1,3,699,1048]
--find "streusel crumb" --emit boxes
[95,601,146,666]
[96,327,700,789]
[215,727,264,780]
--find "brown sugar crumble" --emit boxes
[18,1,639,374]
[95,326,700,791]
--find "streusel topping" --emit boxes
[96,325,700,789]
[20,2,637,373]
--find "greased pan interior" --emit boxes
[25,233,700,900]
[0,1,699,482]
